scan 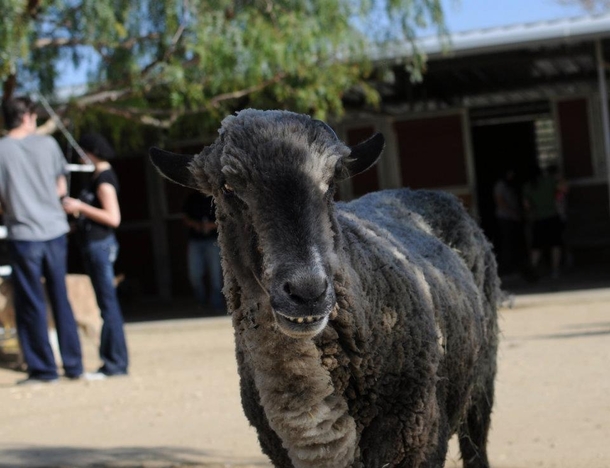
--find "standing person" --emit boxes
[0,96,83,384]
[62,132,128,378]
[493,167,526,277]
[182,191,224,313]
[548,164,572,269]
[523,165,564,279]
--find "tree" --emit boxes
[1,0,446,135]
[556,0,610,11]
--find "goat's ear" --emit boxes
[149,147,198,189]
[341,133,385,179]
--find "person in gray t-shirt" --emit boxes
[0,96,82,384]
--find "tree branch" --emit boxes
[35,37,79,48]
[35,118,58,135]
[27,0,42,18]
[97,105,179,129]
[2,74,17,102]
[208,72,287,107]
[140,18,188,77]
[34,33,160,51]
[93,71,288,120]
[75,89,133,106]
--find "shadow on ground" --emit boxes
[0,333,25,373]
[0,445,270,468]
[122,264,610,323]
[512,322,610,341]
[500,263,610,296]
[122,297,228,324]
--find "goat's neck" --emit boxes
[219,210,362,466]
[231,284,359,468]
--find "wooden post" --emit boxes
[596,39,610,216]
[145,156,172,301]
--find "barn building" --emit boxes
[4,13,609,310]
[106,13,610,305]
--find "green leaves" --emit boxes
[1,0,446,130]
[0,0,33,78]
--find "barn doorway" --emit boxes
[470,108,559,275]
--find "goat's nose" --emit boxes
[282,273,329,305]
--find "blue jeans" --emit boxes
[81,235,128,375]
[187,238,224,309]
[9,235,83,380]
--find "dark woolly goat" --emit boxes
[150,109,500,468]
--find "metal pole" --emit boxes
[596,39,610,216]
[34,92,95,173]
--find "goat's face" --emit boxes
[150,110,384,339]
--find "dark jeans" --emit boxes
[187,237,224,309]
[9,235,83,380]
[496,218,527,276]
[81,234,128,375]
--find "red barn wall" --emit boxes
[393,114,468,189]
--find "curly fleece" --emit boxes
[185,109,500,468]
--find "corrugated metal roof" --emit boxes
[376,12,610,62]
[356,13,610,112]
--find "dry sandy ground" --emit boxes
[0,288,609,468]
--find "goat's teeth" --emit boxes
[280,313,326,325]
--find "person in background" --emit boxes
[62,132,128,379]
[0,96,83,384]
[548,164,572,269]
[523,165,564,280]
[182,191,224,313]
[493,166,527,277]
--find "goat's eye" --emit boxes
[222,183,235,197]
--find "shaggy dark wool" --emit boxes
[150,109,500,468]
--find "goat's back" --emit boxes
[337,188,497,300]
[335,188,498,432]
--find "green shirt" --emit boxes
[523,175,558,221]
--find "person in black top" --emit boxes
[62,133,128,379]
[182,191,224,312]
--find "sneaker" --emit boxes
[83,372,107,381]
[16,377,59,386]
[64,372,84,380]
[96,367,128,378]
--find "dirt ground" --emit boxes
[0,287,609,468]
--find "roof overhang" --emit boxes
[375,13,610,63]
[354,13,610,113]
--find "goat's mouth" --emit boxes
[273,310,330,338]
